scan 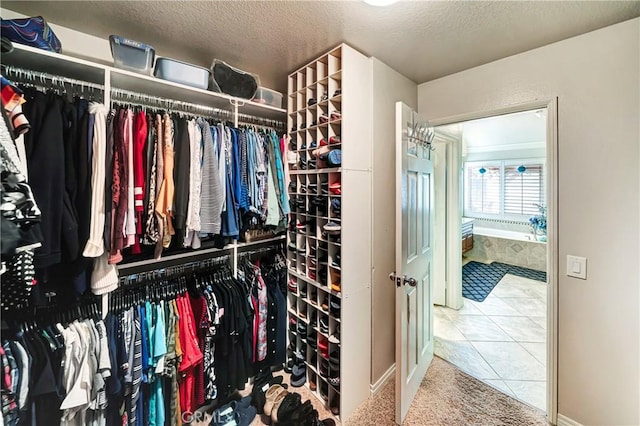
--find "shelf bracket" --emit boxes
[229,98,245,127]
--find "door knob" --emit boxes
[405,277,417,287]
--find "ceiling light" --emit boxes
[363,0,398,6]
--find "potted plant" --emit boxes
[529,204,547,242]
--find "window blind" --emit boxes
[467,165,500,215]
[504,164,544,216]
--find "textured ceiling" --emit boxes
[3,1,639,93]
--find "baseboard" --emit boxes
[370,364,395,396]
[557,414,584,426]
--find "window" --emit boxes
[464,160,544,220]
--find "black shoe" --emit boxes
[284,358,295,373]
[276,392,303,424]
[307,98,317,106]
[331,250,340,267]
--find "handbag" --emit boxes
[1,16,62,53]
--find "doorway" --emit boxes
[430,104,557,417]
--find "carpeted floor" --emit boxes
[345,356,548,426]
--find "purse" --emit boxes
[1,16,62,52]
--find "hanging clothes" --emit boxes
[2,74,287,304]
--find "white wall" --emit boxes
[370,58,418,385]
[418,18,639,426]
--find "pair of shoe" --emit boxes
[323,221,341,233]
[318,268,327,286]
[310,196,328,216]
[330,199,341,217]
[290,362,307,388]
[264,384,289,422]
[330,271,341,293]
[319,357,329,377]
[251,369,285,415]
[297,322,307,339]
[288,279,297,294]
[330,296,341,317]
[320,296,329,312]
[331,250,340,267]
[276,394,336,426]
[329,327,340,344]
[330,395,340,416]
[319,316,329,334]
[329,181,341,195]
[206,395,256,426]
[320,181,329,195]
[318,335,329,359]
[289,195,306,211]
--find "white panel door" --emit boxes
[394,102,435,424]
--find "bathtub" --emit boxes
[473,227,544,243]
[468,226,546,272]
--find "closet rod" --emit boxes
[116,235,285,277]
[118,255,231,287]
[116,243,234,277]
[111,88,286,129]
[2,65,105,91]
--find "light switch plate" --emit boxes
[566,255,587,279]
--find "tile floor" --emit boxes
[434,273,547,412]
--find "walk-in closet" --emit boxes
[0,9,370,426]
[3,3,638,426]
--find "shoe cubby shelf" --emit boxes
[286,44,372,421]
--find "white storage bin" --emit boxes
[154,57,211,90]
[253,87,283,108]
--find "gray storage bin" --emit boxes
[154,57,211,90]
[110,35,155,75]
